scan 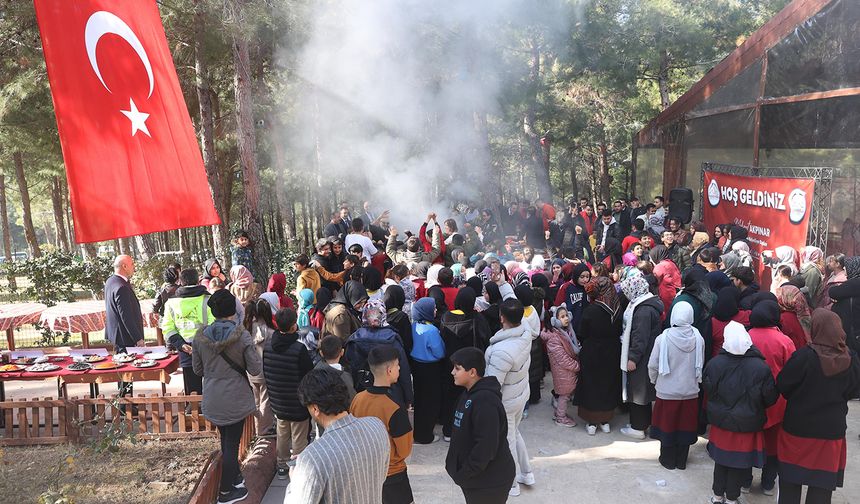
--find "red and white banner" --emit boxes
[35,0,220,243]
[703,171,815,290]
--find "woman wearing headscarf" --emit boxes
[775,284,812,350]
[322,280,369,342]
[719,252,742,279]
[573,277,623,436]
[308,287,331,331]
[703,322,778,504]
[689,232,711,265]
[362,266,384,301]
[228,265,263,307]
[481,281,503,335]
[745,300,797,495]
[412,261,431,300]
[267,272,295,310]
[439,287,492,438]
[619,275,664,440]
[730,241,753,268]
[818,254,846,310]
[650,245,681,322]
[426,285,448,327]
[344,299,413,407]
[409,297,446,444]
[669,267,716,357]
[201,258,228,292]
[723,225,750,255]
[830,256,860,353]
[711,286,751,359]
[648,301,704,470]
[547,259,567,304]
[553,263,592,332]
[765,245,799,294]
[296,288,315,329]
[425,263,444,289]
[514,283,544,413]
[776,309,860,504]
[384,284,413,354]
[706,269,732,294]
[799,246,825,306]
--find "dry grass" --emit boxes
[0,437,218,503]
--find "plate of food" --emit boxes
[25,363,61,372]
[112,354,136,364]
[36,356,67,363]
[147,352,170,360]
[85,355,106,363]
[0,364,25,372]
[131,359,157,368]
[66,362,92,371]
[92,361,120,370]
[14,357,36,365]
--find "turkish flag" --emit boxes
[34,0,220,243]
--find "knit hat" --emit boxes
[208,289,237,318]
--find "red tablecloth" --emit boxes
[39,300,107,333]
[0,303,48,331]
[0,353,179,382]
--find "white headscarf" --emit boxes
[723,321,753,356]
[658,301,704,380]
[258,292,280,314]
[425,264,444,288]
[530,254,546,271]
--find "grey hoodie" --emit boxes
[647,302,704,401]
[192,319,263,426]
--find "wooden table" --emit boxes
[0,303,47,351]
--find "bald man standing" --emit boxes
[105,255,144,396]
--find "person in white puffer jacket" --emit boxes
[484,298,535,497]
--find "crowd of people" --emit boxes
[103,196,860,504]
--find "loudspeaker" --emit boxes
[669,187,694,224]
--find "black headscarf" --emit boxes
[750,291,778,307]
[681,266,715,317]
[465,276,483,297]
[362,267,383,292]
[514,283,534,306]
[473,260,487,276]
[454,287,476,315]
[649,245,670,263]
[315,287,333,311]
[330,280,369,313]
[384,284,405,312]
[713,286,741,322]
[484,282,502,304]
[202,258,223,280]
[706,271,732,292]
[427,285,448,316]
[750,300,781,328]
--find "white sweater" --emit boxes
[485,324,532,413]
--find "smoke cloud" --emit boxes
[280,0,571,229]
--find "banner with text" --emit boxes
[703,171,815,291]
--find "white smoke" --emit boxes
[280,0,572,230]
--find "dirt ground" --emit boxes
[0,437,218,504]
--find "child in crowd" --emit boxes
[410,298,446,444]
[350,346,415,504]
[231,230,255,276]
[446,347,516,503]
[315,335,356,401]
[647,301,704,470]
[540,306,580,427]
[263,308,315,480]
[485,298,535,497]
[703,321,778,504]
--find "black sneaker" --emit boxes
[234,474,245,489]
[277,466,288,480]
[218,486,248,504]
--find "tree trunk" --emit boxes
[523,40,552,203]
[598,139,611,204]
[50,176,70,252]
[134,234,157,261]
[63,183,75,248]
[567,147,578,202]
[80,243,97,261]
[193,0,228,256]
[658,49,671,111]
[0,172,16,288]
[12,152,41,258]
[231,0,269,276]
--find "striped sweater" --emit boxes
[286,414,389,504]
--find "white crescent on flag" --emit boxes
[84,10,154,98]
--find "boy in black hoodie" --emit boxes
[446,347,515,503]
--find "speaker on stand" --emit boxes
[668,187,694,224]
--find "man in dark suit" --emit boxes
[104,255,144,396]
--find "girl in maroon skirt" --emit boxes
[776,309,860,504]
[647,300,704,470]
[702,321,778,504]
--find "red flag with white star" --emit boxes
[34,0,220,243]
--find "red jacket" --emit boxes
[419,222,446,265]
[441,286,459,311]
[711,310,751,358]
[622,235,641,254]
[540,203,556,232]
[653,260,681,321]
[579,211,596,236]
[413,278,427,300]
[779,311,809,350]
[748,326,796,428]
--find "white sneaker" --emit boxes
[516,472,535,486]
[443,435,451,442]
[740,485,750,494]
[708,496,725,504]
[620,425,646,440]
[509,483,521,497]
[586,424,597,436]
[600,422,611,433]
